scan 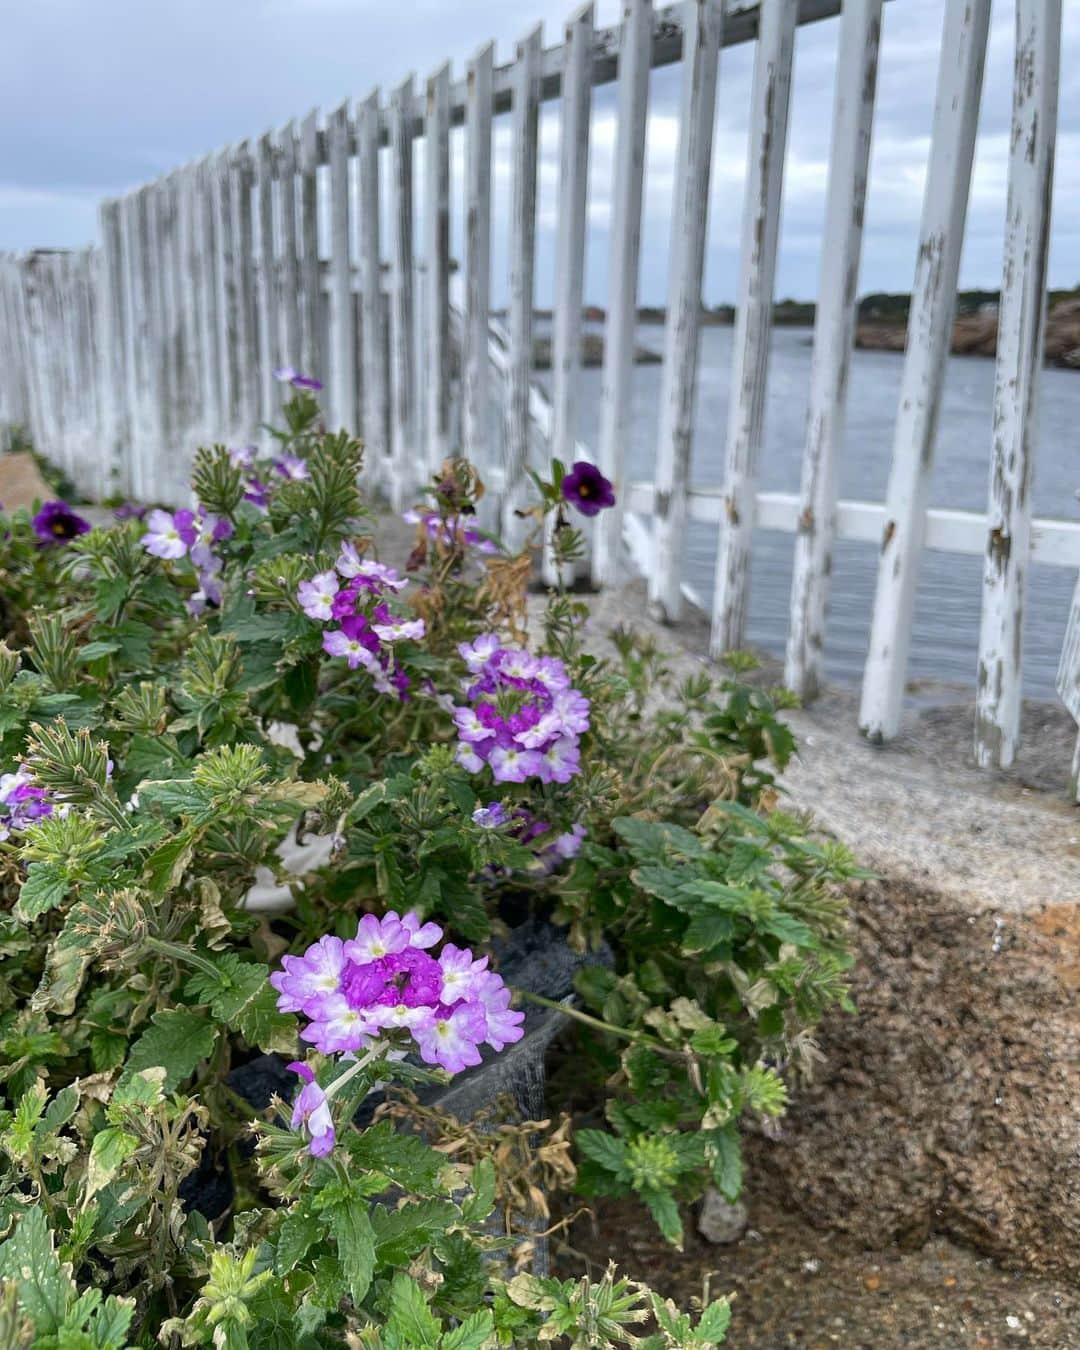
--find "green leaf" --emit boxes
[693,1298,733,1345]
[443,1309,495,1350]
[761,911,819,948]
[142,830,201,896]
[387,1272,440,1347]
[275,1205,326,1275]
[371,1199,459,1266]
[0,1206,72,1333]
[641,1186,683,1249]
[184,954,295,1053]
[15,862,69,923]
[76,640,122,663]
[84,1126,139,1203]
[461,1157,496,1223]
[323,1191,376,1307]
[707,1124,743,1204]
[119,1009,215,1094]
[575,1130,629,1179]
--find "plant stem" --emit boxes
[145,936,221,981]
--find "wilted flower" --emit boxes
[32,500,91,545]
[561,461,615,517]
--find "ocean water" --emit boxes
[534,323,1078,703]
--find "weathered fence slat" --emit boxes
[388,76,416,509]
[974,0,1062,768]
[649,0,723,620]
[235,146,260,442]
[213,153,239,437]
[464,43,494,475]
[358,88,387,478]
[858,0,991,742]
[710,0,798,655]
[328,101,356,434]
[785,0,883,699]
[593,0,652,588]
[550,3,594,473]
[256,132,280,427]
[425,64,452,479]
[178,165,204,457]
[502,25,543,548]
[98,199,129,484]
[195,157,224,448]
[162,174,187,487]
[277,121,301,373]
[299,110,322,383]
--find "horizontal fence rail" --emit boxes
[0,0,1076,787]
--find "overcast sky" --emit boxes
[3,0,1079,305]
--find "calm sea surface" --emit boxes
[535,323,1077,703]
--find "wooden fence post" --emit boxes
[858,0,991,742]
[593,0,652,588]
[502,25,543,549]
[388,76,416,509]
[357,88,387,481]
[785,0,883,700]
[425,64,452,480]
[464,43,494,476]
[974,0,1062,767]
[710,0,798,656]
[649,0,722,621]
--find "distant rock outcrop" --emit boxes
[531,333,661,369]
[855,298,1080,369]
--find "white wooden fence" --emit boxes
[1,0,1078,777]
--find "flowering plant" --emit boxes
[0,382,852,1345]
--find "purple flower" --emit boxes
[32,500,91,546]
[269,935,347,1014]
[472,802,508,830]
[113,502,146,522]
[537,737,581,785]
[274,453,310,481]
[0,768,52,840]
[244,478,272,509]
[437,944,489,1004]
[229,445,257,469]
[323,628,378,670]
[141,508,196,560]
[371,613,425,643]
[561,461,615,517]
[489,745,544,784]
[345,913,412,965]
[475,973,525,1051]
[297,571,340,621]
[274,365,324,391]
[288,1062,335,1157]
[414,1002,487,1074]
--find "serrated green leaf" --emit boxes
[275,1205,326,1275]
[693,1297,732,1345]
[76,640,122,663]
[323,1193,376,1307]
[387,1272,439,1347]
[443,1308,495,1350]
[640,1186,683,1249]
[575,1129,629,1179]
[118,1009,215,1094]
[462,1157,496,1223]
[14,862,69,923]
[707,1124,742,1204]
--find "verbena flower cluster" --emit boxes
[298,542,424,700]
[473,802,586,873]
[0,767,52,841]
[271,910,524,1116]
[453,636,590,785]
[141,507,234,614]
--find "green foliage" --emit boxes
[0,389,858,1343]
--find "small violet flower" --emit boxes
[561,461,616,518]
[287,1062,335,1158]
[141,508,197,560]
[32,500,91,545]
[274,365,324,391]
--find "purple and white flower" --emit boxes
[141,508,196,560]
[288,1062,336,1158]
[297,571,340,621]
